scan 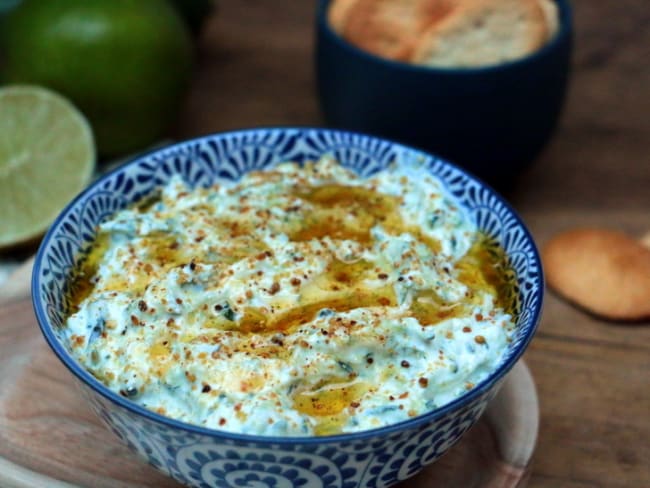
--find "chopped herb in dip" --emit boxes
[64,156,516,436]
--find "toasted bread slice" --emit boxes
[412,0,548,67]
[344,0,456,62]
[328,0,360,34]
[543,229,650,321]
[538,0,560,41]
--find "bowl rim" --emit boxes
[32,126,544,444]
[317,0,573,76]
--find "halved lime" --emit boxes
[0,85,95,248]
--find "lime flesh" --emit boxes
[0,85,95,248]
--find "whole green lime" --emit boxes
[1,0,194,157]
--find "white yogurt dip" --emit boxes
[64,156,515,436]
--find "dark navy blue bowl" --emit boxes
[316,0,573,185]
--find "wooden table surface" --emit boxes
[174,1,650,487]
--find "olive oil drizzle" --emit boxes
[66,233,111,314]
[455,233,518,316]
[65,174,517,435]
[293,378,370,435]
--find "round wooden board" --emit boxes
[0,264,538,488]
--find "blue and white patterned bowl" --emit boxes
[32,128,543,488]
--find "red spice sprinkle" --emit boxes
[389,395,395,401]
[219,418,226,426]
[366,357,374,364]
[202,384,211,393]
[462,326,472,333]
[350,402,361,408]
[399,392,409,399]
[378,297,391,306]
[290,277,301,286]
[268,282,281,295]
[138,300,147,312]
[130,315,141,326]
[475,313,484,321]
[474,335,486,345]
[176,298,183,305]
[378,273,389,280]
[401,360,410,368]
[418,377,429,388]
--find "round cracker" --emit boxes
[328,0,360,34]
[344,0,456,61]
[537,0,560,41]
[543,228,650,321]
[412,0,549,67]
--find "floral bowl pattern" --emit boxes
[32,128,543,488]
